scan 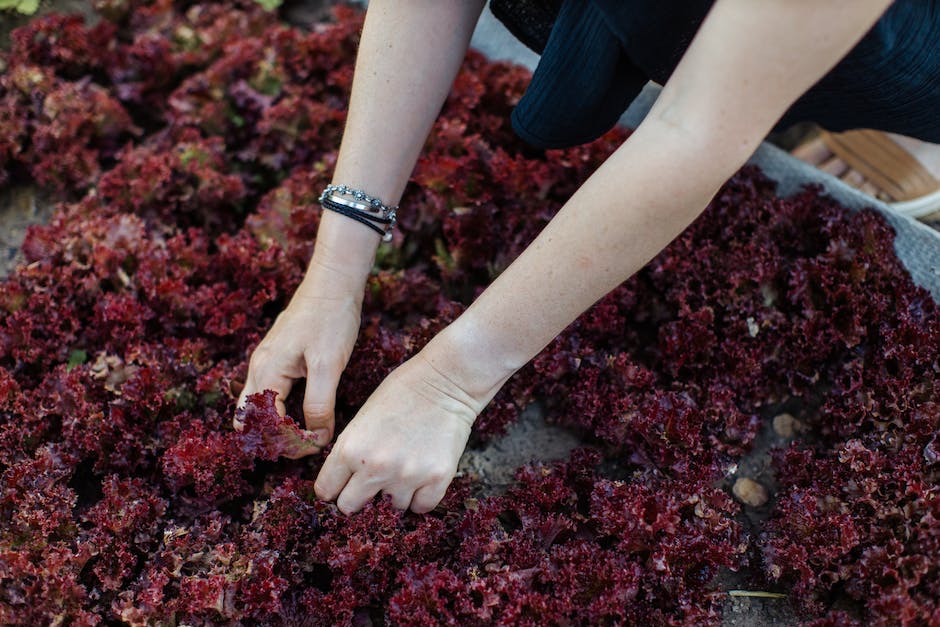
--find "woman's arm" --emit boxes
[319,0,488,268]
[240,0,486,440]
[429,0,895,395]
[314,0,893,514]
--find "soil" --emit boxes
[281,0,341,28]
[458,403,582,495]
[0,185,57,278]
[721,594,801,627]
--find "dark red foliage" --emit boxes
[81,475,167,591]
[0,3,937,625]
[95,128,248,231]
[0,60,138,192]
[761,411,940,621]
[162,418,255,503]
[379,450,742,626]
[10,13,117,79]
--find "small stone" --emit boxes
[746,316,759,337]
[772,412,800,438]
[733,477,769,507]
[925,435,939,465]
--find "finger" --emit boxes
[384,487,416,511]
[314,448,353,503]
[335,472,381,516]
[410,482,449,514]
[303,360,338,442]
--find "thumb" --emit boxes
[303,360,338,445]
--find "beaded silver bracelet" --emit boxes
[318,184,398,242]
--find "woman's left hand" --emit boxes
[313,347,487,514]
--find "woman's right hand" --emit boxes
[237,258,363,446]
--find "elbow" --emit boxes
[643,87,769,170]
[638,113,762,176]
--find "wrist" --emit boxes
[297,255,367,309]
[303,208,383,298]
[312,209,382,274]
[420,313,521,408]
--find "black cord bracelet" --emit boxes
[320,196,391,238]
[318,185,398,242]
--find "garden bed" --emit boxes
[0,2,937,625]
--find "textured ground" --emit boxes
[0,186,56,278]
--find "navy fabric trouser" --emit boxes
[507,0,940,149]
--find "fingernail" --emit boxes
[312,428,330,443]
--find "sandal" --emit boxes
[791,129,940,221]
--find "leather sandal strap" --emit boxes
[822,129,940,202]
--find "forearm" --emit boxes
[311,0,487,288]
[428,119,748,399]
